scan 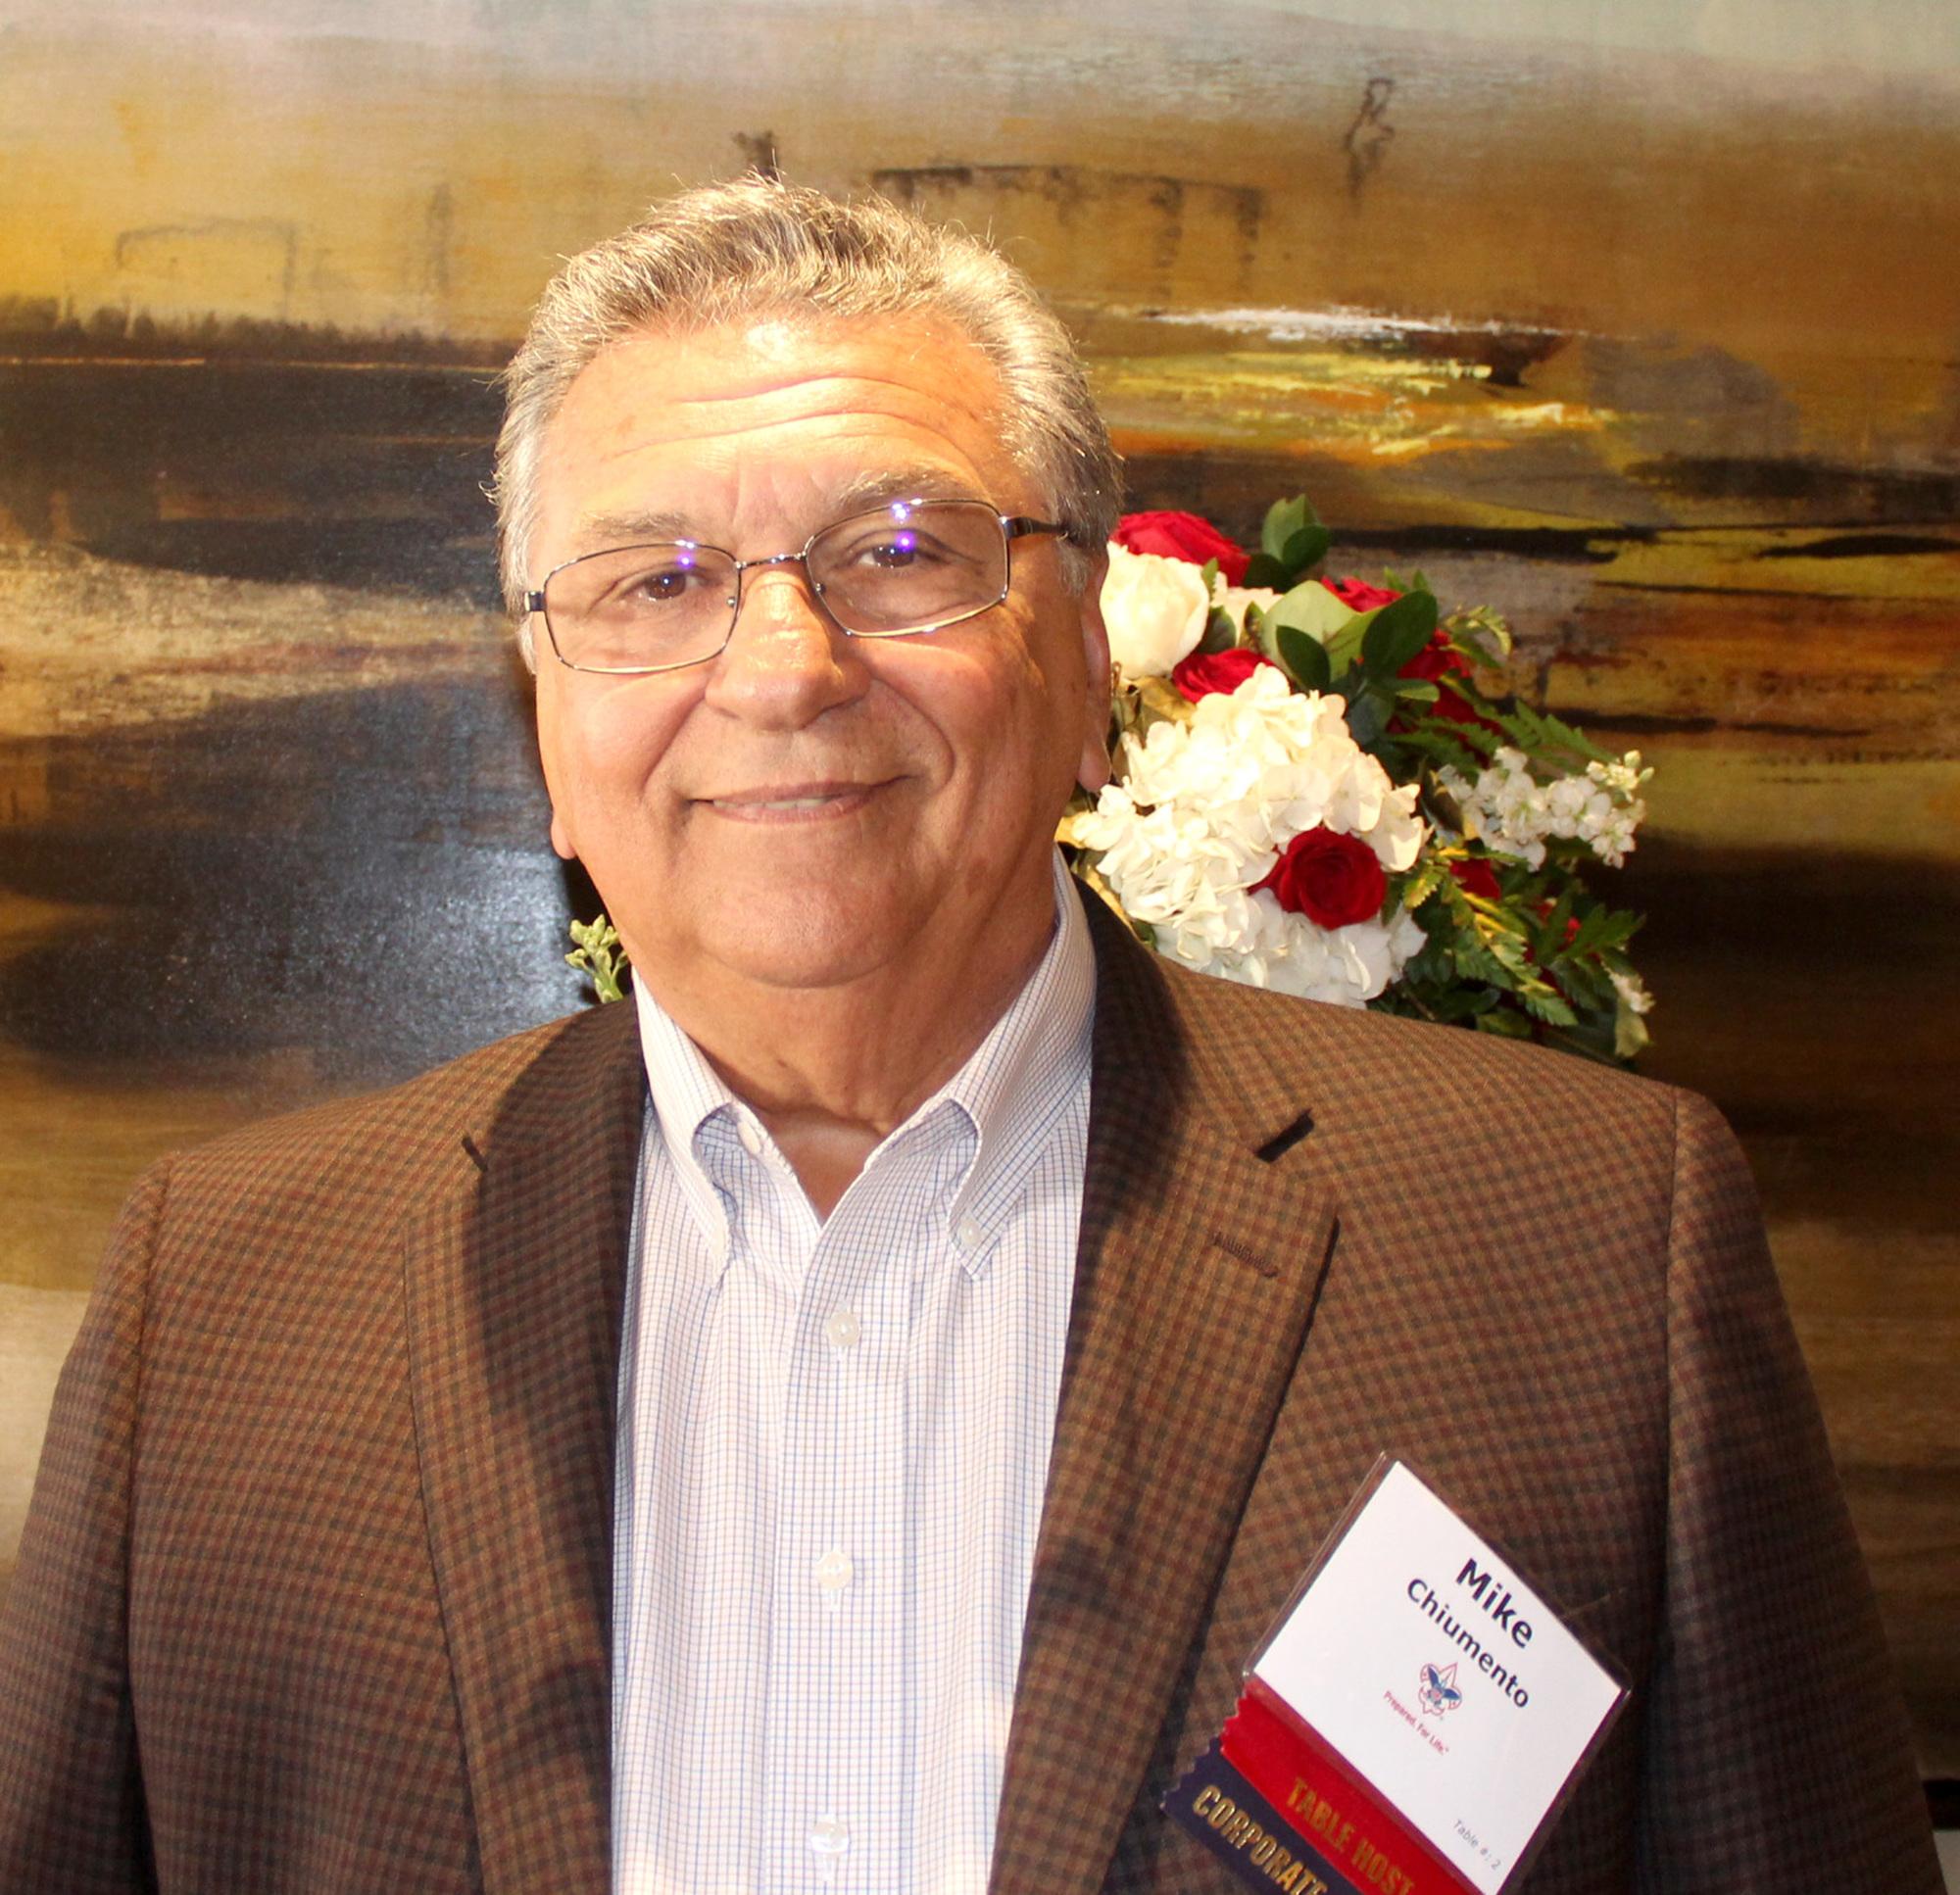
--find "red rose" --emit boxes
[1113,510,1250,586]
[1448,857,1501,902]
[1400,631,1501,733]
[1254,826,1387,929]
[1327,576,1401,613]
[1171,646,1280,702]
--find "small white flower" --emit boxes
[1441,745,1647,870]
[1100,544,1210,679]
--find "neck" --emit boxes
[637,883,1056,1218]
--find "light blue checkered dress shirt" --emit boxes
[612,856,1095,1894]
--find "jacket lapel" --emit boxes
[403,1002,645,1895]
[992,908,1340,1895]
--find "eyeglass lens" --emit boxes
[542,499,1012,674]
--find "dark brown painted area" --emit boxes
[0,349,505,600]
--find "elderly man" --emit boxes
[0,180,1940,1894]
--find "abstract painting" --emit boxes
[1,0,1955,1775]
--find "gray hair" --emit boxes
[494,176,1121,656]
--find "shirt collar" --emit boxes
[935,850,1095,1251]
[632,850,1096,1267]
[632,976,749,1259]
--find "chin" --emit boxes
[709,926,910,994]
[659,882,929,995]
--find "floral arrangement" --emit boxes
[1064,502,1654,1063]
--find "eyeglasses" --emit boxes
[525,497,1070,675]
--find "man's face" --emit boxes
[528,313,1110,1002]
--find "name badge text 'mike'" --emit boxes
[1165,1460,1626,1895]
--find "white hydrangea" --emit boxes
[1438,747,1650,870]
[1070,666,1426,1007]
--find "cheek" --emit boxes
[932,648,1081,835]
[537,676,690,839]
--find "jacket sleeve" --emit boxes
[0,1162,167,1894]
[1632,1093,1939,1891]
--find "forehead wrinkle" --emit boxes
[588,372,1000,462]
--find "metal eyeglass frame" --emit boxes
[523,499,1071,675]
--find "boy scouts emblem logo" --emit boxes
[1418,1661,1464,1717]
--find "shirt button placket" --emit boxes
[813,1546,855,1613]
[808,1810,852,1884]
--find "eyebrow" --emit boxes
[570,465,990,553]
[828,466,987,514]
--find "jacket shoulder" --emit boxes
[157,1001,641,1210]
[1102,910,1683,1151]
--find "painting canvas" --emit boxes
[1,0,1956,1779]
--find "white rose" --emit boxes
[1100,544,1209,679]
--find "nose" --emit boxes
[703,558,867,728]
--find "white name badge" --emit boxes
[1250,1460,1627,1895]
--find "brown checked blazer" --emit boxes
[0,898,1939,1894]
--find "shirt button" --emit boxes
[824,1309,862,1349]
[814,1548,855,1593]
[808,1813,852,1860]
[955,1215,985,1250]
[736,1117,763,1157]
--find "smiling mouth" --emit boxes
[701,780,893,819]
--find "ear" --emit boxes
[533,660,582,862]
[1074,549,1112,794]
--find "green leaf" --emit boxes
[1445,604,1513,664]
[1487,698,1616,769]
[1360,588,1439,677]
[1260,495,1319,560]
[1398,726,1488,779]
[1394,678,1440,704]
[1279,523,1332,573]
[1342,685,1391,750]
[1241,552,1294,592]
[1198,605,1240,656]
[1324,612,1372,675]
[1267,579,1355,643]
[1276,624,1332,691]
[1395,858,1447,911]
[1516,984,1578,1029]
[1554,960,1614,1012]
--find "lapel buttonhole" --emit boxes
[1212,1233,1281,1280]
[1253,1110,1315,1164]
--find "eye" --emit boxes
[625,566,697,602]
[600,552,723,611]
[834,526,957,572]
[867,532,922,568]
